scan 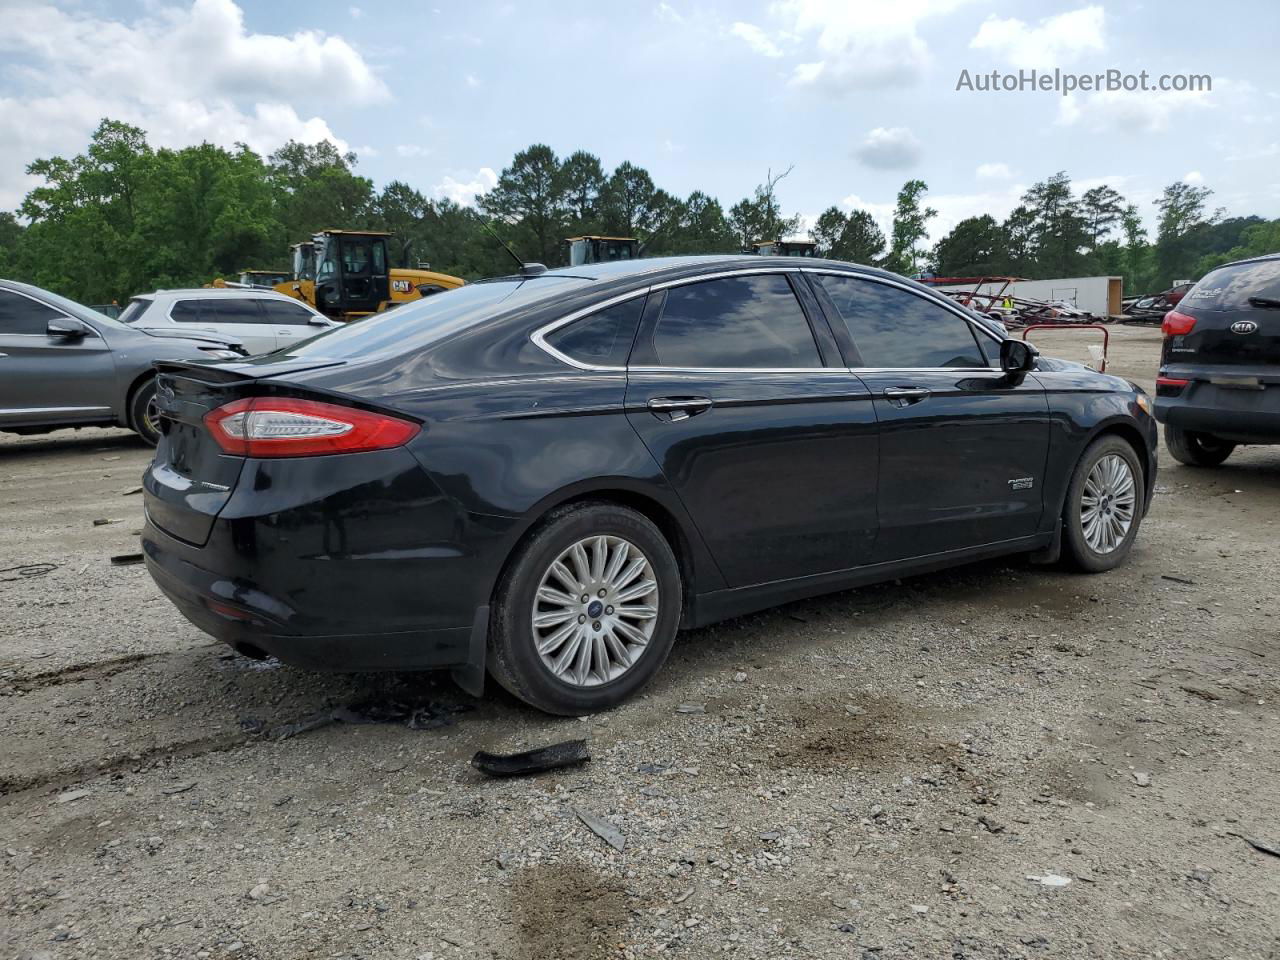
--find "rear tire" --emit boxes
[488,502,681,716]
[1164,425,1234,467]
[128,378,160,446]
[1062,435,1144,573]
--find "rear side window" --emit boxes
[0,289,64,334]
[1185,260,1280,310]
[649,274,821,368]
[260,299,320,324]
[816,275,986,368]
[544,297,644,367]
[171,299,266,324]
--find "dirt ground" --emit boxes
[2,325,1278,960]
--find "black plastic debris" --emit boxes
[263,695,473,741]
[470,739,590,777]
[109,553,145,566]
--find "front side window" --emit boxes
[649,274,821,368]
[171,299,266,325]
[544,296,644,367]
[261,299,321,325]
[816,275,987,368]
[0,290,63,334]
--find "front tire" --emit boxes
[488,502,682,716]
[1164,425,1234,467]
[1062,435,1144,573]
[128,378,160,446]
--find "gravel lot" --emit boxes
[2,325,1278,960]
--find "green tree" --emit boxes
[1022,171,1089,276]
[883,179,936,275]
[930,214,1006,275]
[727,166,802,250]
[373,180,432,267]
[813,206,884,264]
[559,150,606,235]
[268,140,375,243]
[664,190,735,254]
[1080,184,1125,249]
[480,144,566,265]
[1153,180,1218,287]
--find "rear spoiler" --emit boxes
[153,358,346,384]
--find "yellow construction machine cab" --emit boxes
[275,230,464,320]
[566,236,639,267]
[238,269,289,288]
[751,239,818,257]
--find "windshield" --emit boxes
[277,276,592,360]
[117,298,151,324]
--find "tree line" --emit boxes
[0,119,1275,306]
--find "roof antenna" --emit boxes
[475,215,547,277]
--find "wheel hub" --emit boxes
[531,535,660,687]
[1080,454,1136,555]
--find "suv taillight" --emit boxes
[204,397,419,457]
[1162,310,1197,336]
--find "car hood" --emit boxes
[1034,355,1090,372]
[136,326,245,351]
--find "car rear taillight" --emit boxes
[204,397,419,457]
[1162,310,1197,336]
[1156,375,1191,397]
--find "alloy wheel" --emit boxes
[1080,453,1135,554]
[530,535,659,687]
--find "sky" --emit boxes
[1,0,1278,242]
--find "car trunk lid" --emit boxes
[143,358,345,545]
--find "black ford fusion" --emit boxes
[142,255,1157,715]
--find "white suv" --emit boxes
[117,288,338,355]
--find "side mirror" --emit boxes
[48,317,89,339]
[416,283,448,297]
[1000,339,1038,378]
[307,316,330,326]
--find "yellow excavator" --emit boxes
[276,230,464,321]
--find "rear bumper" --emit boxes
[1155,382,1280,443]
[141,446,517,673]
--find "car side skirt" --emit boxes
[687,533,1051,628]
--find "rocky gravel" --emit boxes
[2,326,1278,959]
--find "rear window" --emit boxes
[544,297,644,367]
[117,298,152,324]
[281,277,590,360]
[1185,260,1280,311]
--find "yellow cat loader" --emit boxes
[277,230,464,320]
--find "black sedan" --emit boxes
[142,256,1157,715]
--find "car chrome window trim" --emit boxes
[531,267,809,372]
[529,265,1007,376]
[531,289,651,372]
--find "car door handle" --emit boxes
[647,396,713,421]
[277,329,293,335]
[883,386,931,405]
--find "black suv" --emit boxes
[1155,253,1280,466]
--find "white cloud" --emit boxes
[854,126,922,170]
[465,73,481,88]
[976,162,1013,180]
[969,6,1106,69]
[0,0,384,210]
[349,6,363,18]
[730,22,783,58]
[655,2,684,24]
[1183,170,1205,184]
[1057,88,1212,133]
[774,0,974,92]
[433,167,498,206]
[395,144,432,158]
